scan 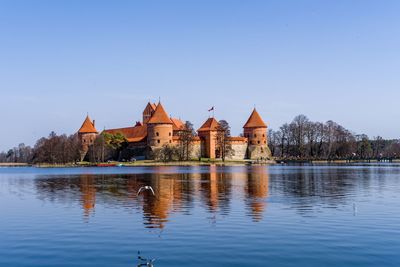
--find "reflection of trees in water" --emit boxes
[34,173,196,228]
[270,167,369,214]
[27,166,400,226]
[34,167,273,228]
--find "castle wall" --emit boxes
[79,133,97,161]
[244,127,267,146]
[226,142,248,160]
[147,124,173,147]
[198,131,217,159]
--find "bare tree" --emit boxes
[216,120,233,161]
[177,121,196,160]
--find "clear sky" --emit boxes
[1,0,400,151]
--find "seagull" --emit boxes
[137,186,155,196]
[137,251,156,266]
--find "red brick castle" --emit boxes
[77,102,271,161]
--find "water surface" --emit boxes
[1,165,400,266]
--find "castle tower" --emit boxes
[143,102,157,124]
[147,102,173,147]
[78,115,98,161]
[198,117,220,159]
[243,109,272,159]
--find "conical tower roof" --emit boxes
[243,109,267,128]
[147,103,173,124]
[78,115,98,133]
[198,117,220,132]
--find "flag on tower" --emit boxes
[208,106,214,112]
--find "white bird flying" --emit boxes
[137,186,155,196]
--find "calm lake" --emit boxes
[1,164,400,266]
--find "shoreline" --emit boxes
[1,159,400,168]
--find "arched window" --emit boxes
[156,132,159,136]
[254,134,257,138]
[258,141,260,144]
[157,140,160,144]
[169,132,171,136]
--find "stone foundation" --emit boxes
[226,143,247,160]
[247,145,272,160]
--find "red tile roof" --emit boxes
[78,115,98,133]
[171,118,185,131]
[150,103,157,110]
[104,125,147,143]
[243,109,267,128]
[147,103,173,124]
[198,117,220,132]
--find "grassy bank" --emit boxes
[32,159,275,168]
[0,163,31,167]
[6,159,399,168]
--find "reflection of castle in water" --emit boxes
[245,166,269,222]
[34,167,270,228]
[80,175,96,217]
[200,165,232,214]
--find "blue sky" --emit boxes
[1,0,400,150]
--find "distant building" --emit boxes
[77,102,271,161]
[77,115,98,161]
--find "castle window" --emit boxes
[264,141,267,144]
[169,140,172,143]
[169,132,171,136]
[156,132,159,136]
[262,134,265,137]
[157,140,160,144]
[254,134,257,138]
[258,141,260,144]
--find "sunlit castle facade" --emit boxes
[77,102,272,161]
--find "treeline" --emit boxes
[268,115,400,160]
[0,131,129,164]
[0,120,229,164]
[0,132,81,164]
[1,115,399,163]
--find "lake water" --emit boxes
[1,164,400,266]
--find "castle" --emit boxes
[77,102,272,161]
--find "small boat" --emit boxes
[96,163,116,167]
